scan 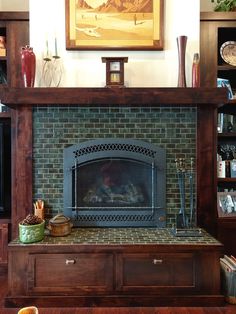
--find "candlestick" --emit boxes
[54,37,58,57]
[44,39,51,61]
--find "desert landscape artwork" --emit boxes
[66,0,164,50]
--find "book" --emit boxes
[217,160,226,178]
[217,78,234,100]
[230,255,236,264]
[220,258,233,272]
[223,255,236,270]
[217,113,224,133]
[0,48,6,57]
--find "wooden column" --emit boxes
[197,106,218,236]
[11,106,32,239]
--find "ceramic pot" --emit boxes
[21,45,36,87]
[18,306,38,314]
[19,220,45,243]
[47,214,73,236]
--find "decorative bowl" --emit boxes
[220,41,236,66]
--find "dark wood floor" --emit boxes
[0,267,235,314]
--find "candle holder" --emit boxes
[51,55,63,87]
[39,38,62,87]
[172,157,202,237]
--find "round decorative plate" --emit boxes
[220,41,236,66]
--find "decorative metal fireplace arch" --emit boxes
[64,139,166,227]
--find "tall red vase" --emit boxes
[21,45,36,87]
[176,36,187,87]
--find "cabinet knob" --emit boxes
[65,259,76,265]
[153,259,163,265]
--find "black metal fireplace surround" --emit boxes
[64,138,166,227]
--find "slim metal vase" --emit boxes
[177,35,187,87]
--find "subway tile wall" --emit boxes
[33,106,196,227]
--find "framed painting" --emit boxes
[217,192,236,218]
[65,0,164,50]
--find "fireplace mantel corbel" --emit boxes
[1,87,227,238]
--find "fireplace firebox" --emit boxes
[64,139,166,227]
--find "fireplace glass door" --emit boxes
[64,139,166,227]
[73,159,153,210]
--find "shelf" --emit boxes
[218,99,236,113]
[217,217,236,225]
[218,64,236,71]
[218,178,236,183]
[218,132,236,138]
[201,12,236,21]
[0,217,11,223]
[0,87,228,108]
[0,112,10,118]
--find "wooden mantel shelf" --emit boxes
[0,87,227,107]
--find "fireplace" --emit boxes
[64,139,166,227]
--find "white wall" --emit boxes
[29,0,200,88]
[200,0,215,11]
[0,0,29,11]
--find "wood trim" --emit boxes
[0,223,8,264]
[200,12,236,21]
[0,12,29,21]
[197,106,218,236]
[0,87,228,107]
[11,107,32,238]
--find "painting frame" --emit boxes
[65,0,164,51]
[217,192,236,218]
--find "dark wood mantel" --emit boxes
[0,87,228,238]
[0,87,227,107]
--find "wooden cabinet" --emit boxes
[27,253,114,295]
[6,229,224,307]
[200,12,236,255]
[116,253,195,292]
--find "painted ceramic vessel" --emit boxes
[192,53,200,88]
[21,45,36,87]
[19,220,45,243]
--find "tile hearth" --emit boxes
[10,228,221,246]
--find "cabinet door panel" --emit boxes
[117,253,196,292]
[28,253,113,294]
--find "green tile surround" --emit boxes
[10,228,221,246]
[33,106,196,227]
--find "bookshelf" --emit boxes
[200,12,236,255]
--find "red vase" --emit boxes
[177,36,187,87]
[21,45,36,87]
